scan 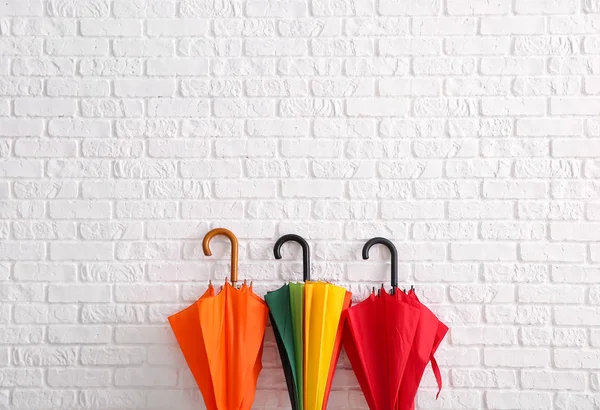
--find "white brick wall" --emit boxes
[0,0,599,408]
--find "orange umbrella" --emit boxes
[169,228,269,410]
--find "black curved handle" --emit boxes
[362,237,398,293]
[274,234,311,282]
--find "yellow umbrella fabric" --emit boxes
[304,281,349,410]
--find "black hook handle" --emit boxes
[362,237,398,293]
[273,234,311,282]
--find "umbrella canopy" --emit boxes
[343,238,421,410]
[396,289,448,410]
[343,237,448,410]
[304,280,351,410]
[169,228,269,410]
[265,234,351,410]
[265,234,310,410]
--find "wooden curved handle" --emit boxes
[203,228,239,284]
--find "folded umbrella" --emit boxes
[396,289,448,410]
[266,234,351,410]
[304,280,351,410]
[168,228,269,410]
[264,234,309,410]
[343,237,421,410]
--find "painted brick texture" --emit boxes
[0,0,599,409]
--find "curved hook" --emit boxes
[273,234,310,282]
[362,237,398,293]
[203,228,239,285]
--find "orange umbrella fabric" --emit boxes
[169,228,269,410]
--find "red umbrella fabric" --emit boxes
[343,237,448,410]
[343,289,420,410]
[396,289,448,410]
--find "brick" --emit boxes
[516,0,576,14]
[116,242,179,261]
[50,242,113,261]
[13,346,77,365]
[447,0,510,14]
[115,284,177,302]
[282,180,343,198]
[519,285,584,304]
[0,243,44,260]
[413,17,477,35]
[113,39,173,57]
[115,368,177,387]
[451,243,516,261]
[482,16,545,35]
[12,221,76,240]
[485,391,552,410]
[0,119,43,136]
[81,19,142,36]
[47,78,110,97]
[79,58,141,76]
[12,18,76,36]
[521,243,586,262]
[149,140,209,158]
[148,98,208,117]
[14,139,77,158]
[48,369,111,387]
[216,180,277,198]
[81,99,143,117]
[113,0,176,17]
[46,38,108,56]
[47,0,110,17]
[114,78,175,97]
[484,348,549,367]
[81,304,144,324]
[147,58,208,76]
[147,19,207,36]
[483,181,547,199]
[0,37,42,55]
[48,325,111,344]
[555,349,600,369]
[515,159,579,178]
[14,98,76,117]
[451,369,516,388]
[0,0,43,16]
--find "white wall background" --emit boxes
[1,0,599,408]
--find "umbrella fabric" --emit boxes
[289,282,305,409]
[321,290,352,410]
[342,289,421,410]
[304,281,351,410]
[169,282,268,410]
[395,290,448,410]
[266,279,349,410]
[265,284,301,410]
[168,285,217,410]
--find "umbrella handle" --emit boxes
[273,234,310,282]
[362,237,398,293]
[203,228,239,285]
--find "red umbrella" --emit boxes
[396,289,448,410]
[342,238,422,410]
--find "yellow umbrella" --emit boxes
[304,281,351,410]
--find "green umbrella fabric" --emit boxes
[265,285,300,410]
[289,282,304,410]
[268,234,311,410]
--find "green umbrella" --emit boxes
[265,234,310,410]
